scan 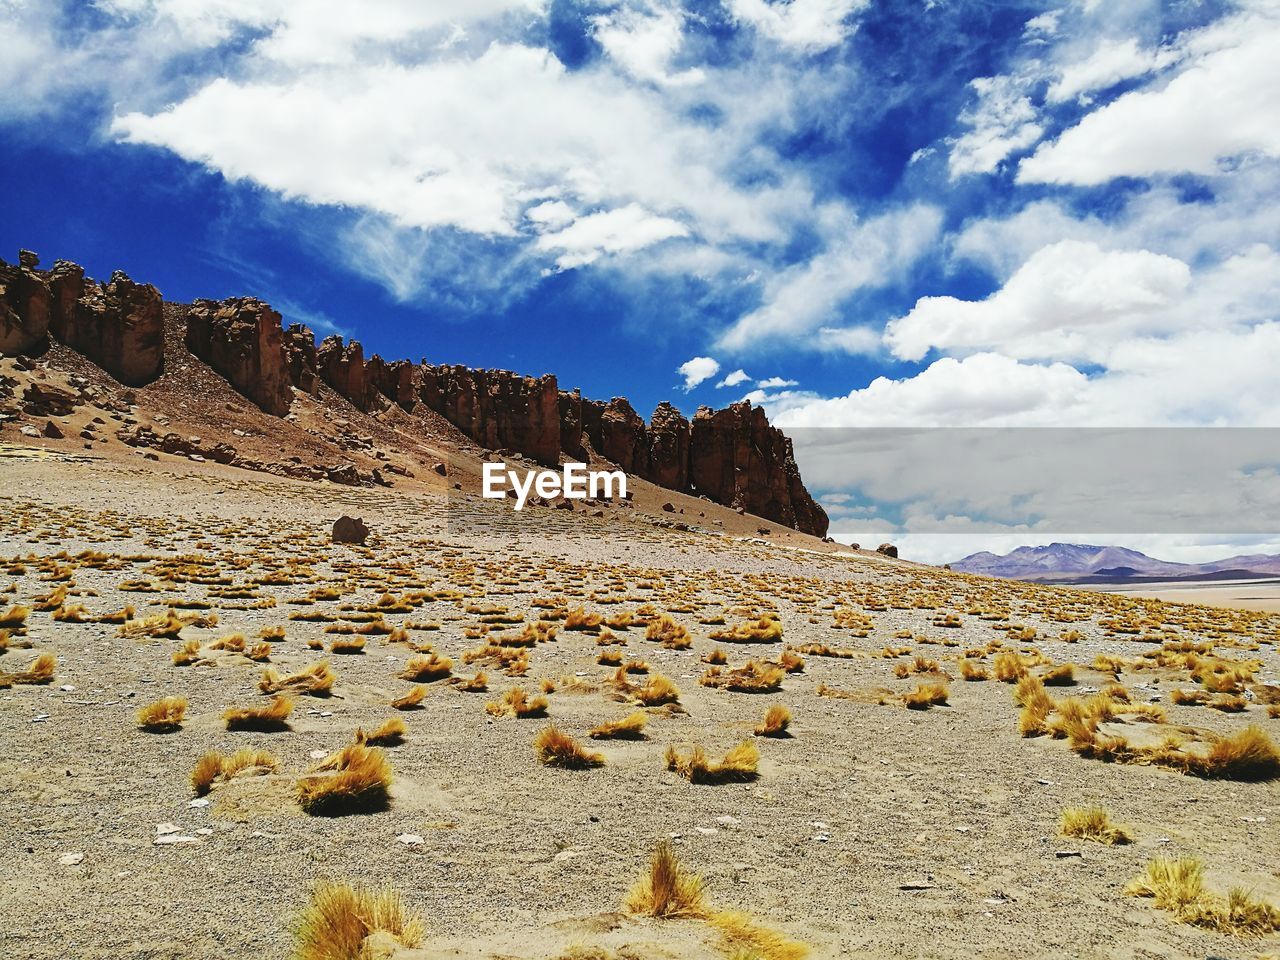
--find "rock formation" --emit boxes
[184,298,291,416]
[0,247,828,536]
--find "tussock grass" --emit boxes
[293,880,425,960]
[191,747,278,796]
[1060,806,1132,845]
[356,717,407,747]
[117,609,218,640]
[564,607,603,631]
[329,636,366,654]
[703,647,728,665]
[172,640,203,666]
[391,685,426,710]
[136,695,187,732]
[959,658,989,681]
[210,633,246,652]
[260,661,335,696]
[993,651,1028,682]
[0,604,31,628]
[589,711,647,740]
[597,648,623,666]
[398,652,453,682]
[635,673,680,706]
[625,841,708,918]
[296,744,392,815]
[645,615,691,649]
[903,682,948,710]
[535,725,605,768]
[666,740,760,784]
[1181,725,1280,781]
[1041,663,1076,686]
[894,655,942,678]
[754,704,792,737]
[1016,675,1055,737]
[710,616,783,644]
[224,694,293,732]
[0,652,56,686]
[710,911,810,960]
[700,660,785,693]
[485,687,549,718]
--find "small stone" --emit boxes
[553,848,580,862]
[155,822,181,835]
[1055,850,1082,858]
[189,798,211,808]
[309,750,328,760]
[154,834,198,845]
[695,827,718,836]
[715,815,741,827]
[58,852,85,866]
[396,834,424,846]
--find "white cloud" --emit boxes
[591,4,705,86]
[678,356,721,391]
[886,240,1192,364]
[717,204,942,350]
[948,75,1042,178]
[726,0,868,52]
[815,325,881,355]
[716,368,751,388]
[756,375,798,388]
[1023,10,1061,36]
[525,200,575,230]
[534,203,689,270]
[1046,37,1167,103]
[1020,12,1280,185]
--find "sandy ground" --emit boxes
[1,452,1279,960]
[1086,580,1280,614]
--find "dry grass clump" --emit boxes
[535,724,605,768]
[1041,663,1076,686]
[355,717,407,747]
[959,658,989,681]
[296,744,392,816]
[1171,688,1211,706]
[702,647,728,665]
[597,648,623,666]
[1060,806,1132,845]
[564,607,603,631]
[665,740,760,784]
[191,747,278,796]
[210,632,247,652]
[700,660,785,693]
[455,671,488,692]
[246,641,272,662]
[329,636,366,654]
[136,695,187,732]
[993,651,1028,682]
[589,711,647,740]
[260,661,335,696]
[171,640,203,666]
[485,687,549,718]
[635,673,680,706]
[710,911,810,960]
[1016,675,1055,737]
[903,682,949,710]
[645,615,691,649]
[625,841,708,918]
[793,643,857,659]
[224,694,293,732]
[398,652,453,682]
[0,604,30,628]
[96,604,136,624]
[1181,725,1280,781]
[894,655,942,678]
[293,881,425,960]
[0,652,56,686]
[1125,857,1280,935]
[117,609,218,640]
[1208,694,1247,712]
[51,602,91,622]
[754,704,792,737]
[391,685,426,710]
[710,616,783,644]
[260,625,286,640]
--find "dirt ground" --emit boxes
[1,451,1278,960]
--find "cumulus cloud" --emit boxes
[678,356,720,391]
[886,240,1192,364]
[1046,37,1168,104]
[726,0,868,52]
[948,75,1043,178]
[591,4,705,86]
[534,203,689,270]
[756,376,799,389]
[1020,11,1280,185]
[716,368,751,388]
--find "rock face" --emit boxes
[2,254,163,385]
[647,401,690,491]
[283,323,319,395]
[418,365,561,466]
[597,398,648,474]
[316,336,372,411]
[690,401,828,537]
[185,298,291,416]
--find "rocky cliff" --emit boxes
[0,250,828,536]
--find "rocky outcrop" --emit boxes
[0,252,51,356]
[185,298,291,416]
[316,336,372,411]
[647,401,690,491]
[284,323,319,395]
[418,365,561,466]
[690,401,828,537]
[597,398,648,474]
[3,253,163,385]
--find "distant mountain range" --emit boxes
[950,543,1280,583]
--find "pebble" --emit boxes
[58,852,85,866]
[153,834,198,845]
[309,750,328,759]
[694,827,718,836]
[31,714,49,723]
[156,822,181,835]
[1055,850,1082,858]
[189,798,211,808]
[396,834,424,846]
[715,815,740,827]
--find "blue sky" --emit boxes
[2,0,1279,560]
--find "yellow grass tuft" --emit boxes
[172,640,203,666]
[993,651,1028,682]
[391,685,426,710]
[589,711,648,740]
[1016,675,1054,737]
[958,658,989,681]
[398,652,453,682]
[635,673,680,706]
[710,911,810,960]
[754,704,792,737]
[1041,663,1076,686]
[645,615,691,649]
[710,616,783,644]
[223,694,294,732]
[485,687,549,718]
[0,652,56,686]
[903,682,948,710]
[296,744,392,816]
[0,604,30,628]
[1181,725,1280,781]
[259,661,335,696]
[356,717,407,747]
[564,607,603,631]
[700,660,785,693]
[666,740,760,784]
[191,747,278,796]
[535,724,605,768]
[1060,806,1132,845]
[136,695,187,732]
[329,636,366,654]
[293,880,425,960]
[625,841,708,918]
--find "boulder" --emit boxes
[876,543,898,558]
[331,516,370,544]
